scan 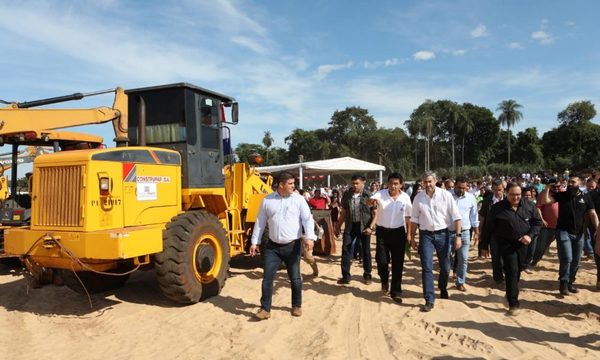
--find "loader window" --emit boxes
[128,89,187,144]
[200,98,220,149]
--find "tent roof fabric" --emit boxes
[257,156,385,175]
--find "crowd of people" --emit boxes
[249,170,600,319]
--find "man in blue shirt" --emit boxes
[450,176,479,292]
[250,172,316,320]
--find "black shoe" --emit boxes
[440,289,449,299]
[391,294,402,304]
[568,284,579,294]
[381,282,389,294]
[421,303,434,312]
[337,278,350,285]
[364,275,372,285]
[559,282,569,296]
[507,306,521,316]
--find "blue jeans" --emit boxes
[450,229,471,286]
[341,222,372,281]
[555,231,584,284]
[419,230,451,304]
[584,224,595,255]
[260,239,302,311]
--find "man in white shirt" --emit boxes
[450,176,479,292]
[370,173,412,303]
[410,171,462,312]
[250,172,316,320]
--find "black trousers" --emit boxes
[375,225,406,297]
[499,241,527,307]
[490,238,505,281]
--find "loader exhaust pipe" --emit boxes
[136,95,146,146]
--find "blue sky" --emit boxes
[1,0,599,161]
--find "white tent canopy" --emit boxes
[257,156,385,188]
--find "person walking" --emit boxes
[450,176,479,292]
[250,172,316,320]
[540,175,600,295]
[410,171,462,312]
[531,178,560,266]
[480,182,542,315]
[370,172,412,303]
[479,178,506,285]
[334,175,375,285]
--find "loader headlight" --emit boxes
[99,177,110,195]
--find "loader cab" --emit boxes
[126,83,238,189]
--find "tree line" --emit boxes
[235,100,600,178]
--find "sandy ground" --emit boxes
[0,237,599,360]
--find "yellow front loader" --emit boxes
[1,83,272,302]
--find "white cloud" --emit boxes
[470,24,488,38]
[315,61,353,80]
[385,58,400,66]
[231,35,269,54]
[531,30,554,44]
[413,51,435,61]
[364,58,402,69]
[452,49,467,56]
[508,42,523,49]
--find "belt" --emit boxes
[420,228,448,235]
[450,227,470,232]
[268,238,300,246]
[377,225,405,230]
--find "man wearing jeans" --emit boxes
[335,175,375,285]
[540,174,600,295]
[410,171,462,312]
[450,176,479,292]
[250,172,316,320]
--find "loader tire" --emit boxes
[59,269,130,294]
[155,211,230,304]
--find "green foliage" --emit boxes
[497,99,523,165]
[557,100,596,126]
[514,127,543,166]
[233,99,600,179]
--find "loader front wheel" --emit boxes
[155,211,230,304]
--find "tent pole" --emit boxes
[379,170,383,185]
[299,166,304,189]
[327,174,331,188]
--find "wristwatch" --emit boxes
[455,233,462,237]
[370,226,376,231]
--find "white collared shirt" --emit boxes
[371,189,412,228]
[251,191,316,245]
[450,190,479,231]
[410,187,462,231]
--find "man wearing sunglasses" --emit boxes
[540,175,600,295]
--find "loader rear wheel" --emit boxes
[155,211,230,304]
[59,269,130,294]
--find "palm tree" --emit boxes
[497,99,523,165]
[447,103,463,172]
[262,130,274,165]
[457,113,473,168]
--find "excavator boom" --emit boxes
[0,87,128,145]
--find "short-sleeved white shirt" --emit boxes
[371,189,412,229]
